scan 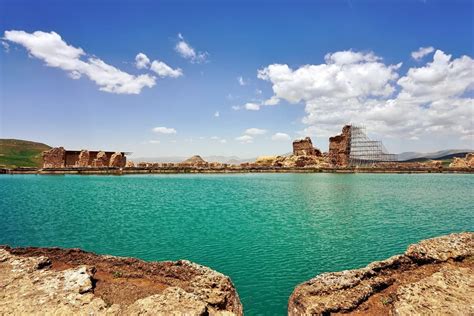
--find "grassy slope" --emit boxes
[0,139,51,168]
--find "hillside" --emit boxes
[0,139,51,168]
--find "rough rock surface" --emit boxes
[180,155,208,167]
[0,246,242,315]
[75,150,90,167]
[328,125,351,167]
[92,151,109,167]
[449,153,474,168]
[293,137,322,156]
[288,232,473,316]
[42,147,66,168]
[125,160,135,168]
[254,155,330,168]
[109,152,126,168]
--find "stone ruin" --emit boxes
[42,147,66,168]
[292,137,322,156]
[42,148,127,169]
[328,125,352,167]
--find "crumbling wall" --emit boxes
[292,137,322,156]
[75,150,90,167]
[328,125,351,167]
[109,152,126,168]
[449,153,474,168]
[91,151,109,167]
[42,147,66,168]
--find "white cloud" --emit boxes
[135,52,150,69]
[245,128,267,135]
[232,105,241,110]
[271,132,291,141]
[4,30,156,94]
[235,135,253,143]
[411,46,435,61]
[244,102,260,111]
[238,76,247,86]
[1,41,9,52]
[214,111,220,117]
[175,33,208,63]
[263,96,280,106]
[210,136,227,143]
[150,60,183,78]
[148,140,160,144]
[257,49,474,143]
[152,126,177,134]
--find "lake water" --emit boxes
[1,173,473,315]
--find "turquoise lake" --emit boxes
[1,173,473,314]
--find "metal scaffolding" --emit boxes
[349,126,397,166]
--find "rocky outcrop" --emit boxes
[288,232,473,316]
[125,160,135,168]
[328,125,351,167]
[449,153,474,168]
[180,155,208,167]
[92,151,109,167]
[42,147,66,168]
[75,150,90,167]
[0,246,242,315]
[109,152,126,168]
[293,137,322,156]
[254,155,330,168]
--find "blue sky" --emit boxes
[1,0,473,158]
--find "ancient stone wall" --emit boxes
[91,151,109,167]
[328,125,351,167]
[292,137,322,156]
[42,147,66,168]
[75,150,90,167]
[109,152,126,168]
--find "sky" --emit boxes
[0,0,473,158]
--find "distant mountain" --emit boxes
[0,139,51,168]
[130,155,256,164]
[398,149,473,161]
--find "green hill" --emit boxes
[0,139,51,168]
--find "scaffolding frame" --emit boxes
[349,125,397,166]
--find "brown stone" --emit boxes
[328,125,351,167]
[449,153,474,168]
[75,150,90,167]
[293,137,322,156]
[0,246,242,315]
[91,151,109,167]
[42,147,66,168]
[125,160,135,168]
[109,152,126,168]
[288,232,473,316]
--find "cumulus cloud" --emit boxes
[235,135,253,143]
[245,128,267,135]
[152,126,177,134]
[257,48,474,143]
[411,46,435,61]
[214,111,220,117]
[4,30,156,94]
[244,102,260,111]
[135,53,150,69]
[175,33,208,63]
[271,132,291,141]
[150,60,183,78]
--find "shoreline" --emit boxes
[1,166,473,175]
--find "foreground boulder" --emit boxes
[0,246,242,315]
[288,232,473,315]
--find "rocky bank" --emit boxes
[0,246,242,315]
[289,232,473,315]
